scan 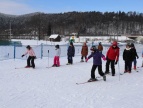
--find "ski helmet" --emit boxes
[130,43,134,47]
[90,45,97,51]
[26,45,31,49]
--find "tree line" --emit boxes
[0,11,143,40]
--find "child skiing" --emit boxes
[105,41,119,76]
[98,42,103,53]
[123,43,133,73]
[130,43,139,70]
[21,45,36,68]
[81,42,88,62]
[86,46,106,82]
[67,42,75,65]
[52,45,61,67]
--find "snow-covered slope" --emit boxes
[0,52,143,108]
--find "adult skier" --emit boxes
[105,41,119,76]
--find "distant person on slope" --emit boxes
[130,43,139,70]
[123,43,133,73]
[52,44,61,67]
[86,45,106,82]
[98,42,103,53]
[21,45,36,68]
[105,41,120,76]
[81,42,88,62]
[67,42,75,65]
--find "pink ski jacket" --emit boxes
[24,48,36,56]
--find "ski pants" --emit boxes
[27,56,35,68]
[81,56,87,60]
[106,59,115,75]
[125,60,132,71]
[131,59,137,67]
[91,65,104,79]
[54,56,60,66]
[68,55,73,64]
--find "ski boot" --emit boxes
[105,71,110,75]
[66,63,71,65]
[80,59,84,62]
[52,64,57,67]
[25,66,31,68]
[124,70,128,73]
[134,66,136,70]
[103,75,106,81]
[88,78,98,82]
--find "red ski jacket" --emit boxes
[106,46,120,61]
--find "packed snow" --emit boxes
[0,41,143,108]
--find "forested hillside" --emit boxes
[0,11,143,40]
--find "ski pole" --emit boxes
[142,58,143,67]
[118,60,120,81]
[48,50,49,68]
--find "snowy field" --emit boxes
[0,43,143,108]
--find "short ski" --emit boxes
[76,80,98,85]
[15,67,34,69]
[76,77,104,85]
[46,65,63,68]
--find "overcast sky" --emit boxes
[0,0,143,15]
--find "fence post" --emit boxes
[41,43,43,59]
[14,42,16,59]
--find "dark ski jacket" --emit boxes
[67,46,75,57]
[123,48,133,61]
[130,48,138,59]
[88,50,105,65]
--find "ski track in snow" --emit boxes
[0,55,143,108]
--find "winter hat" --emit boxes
[26,45,31,49]
[112,41,117,46]
[130,43,134,47]
[90,45,97,51]
[55,44,59,49]
[99,42,102,45]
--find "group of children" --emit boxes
[21,41,141,82]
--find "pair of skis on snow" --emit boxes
[76,76,106,85]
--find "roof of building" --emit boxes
[49,34,59,39]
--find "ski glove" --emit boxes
[102,56,106,61]
[115,61,118,65]
[34,56,37,59]
[21,54,24,57]
[86,58,88,62]
[106,57,108,60]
